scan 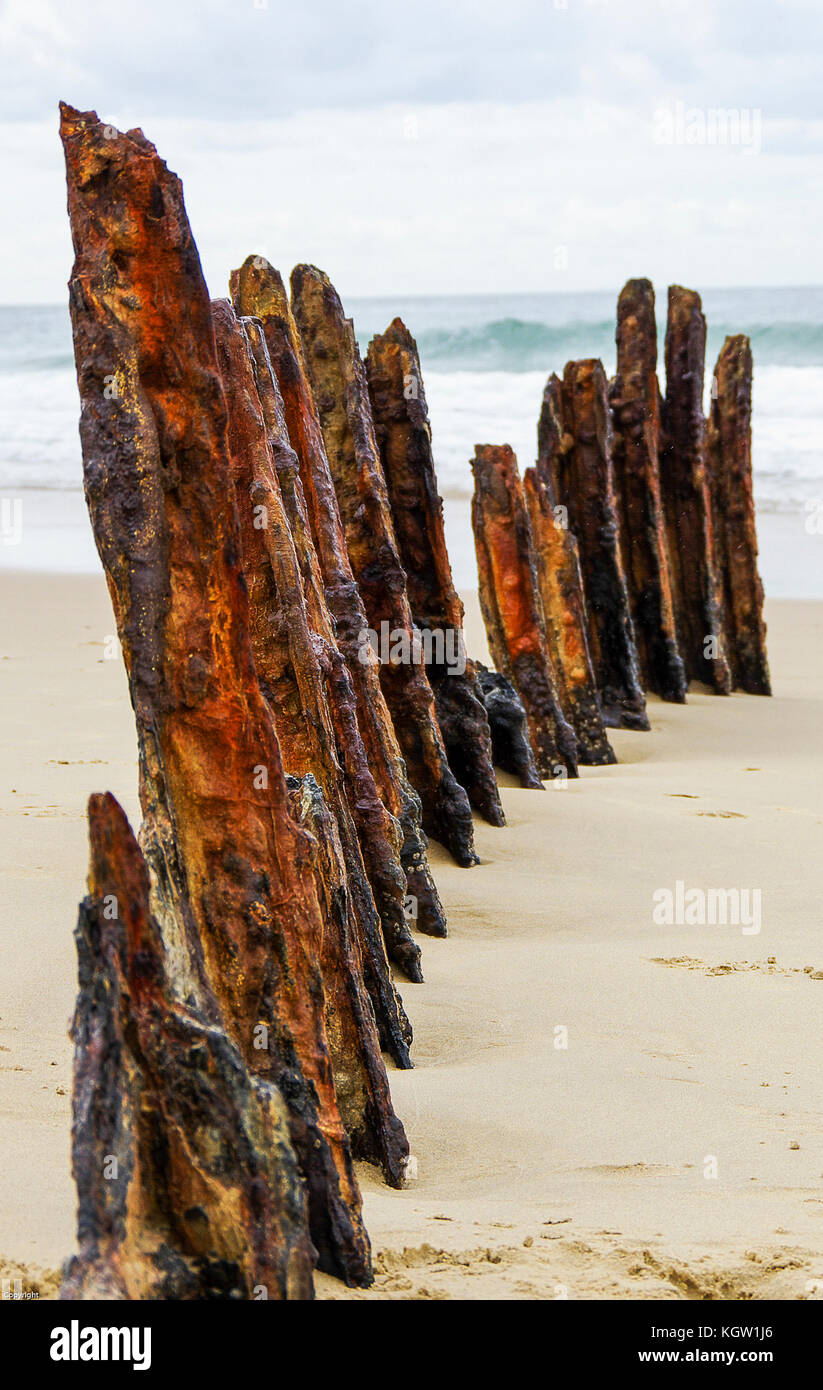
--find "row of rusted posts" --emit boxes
[471,278,770,774]
[58,100,769,1301]
[58,103,545,1301]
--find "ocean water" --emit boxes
[1,288,822,595]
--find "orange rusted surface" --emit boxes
[292,264,477,866]
[61,104,370,1287]
[212,297,414,1168]
[366,319,504,826]
[523,466,615,765]
[229,256,446,940]
[63,793,313,1301]
[471,443,578,778]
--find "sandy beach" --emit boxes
[1,569,821,1301]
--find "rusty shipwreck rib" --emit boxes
[212,298,416,1102]
[243,312,423,983]
[60,104,372,1288]
[708,335,771,695]
[229,257,446,941]
[471,443,579,779]
[475,666,544,789]
[533,371,615,765]
[365,317,504,826]
[523,465,615,766]
[660,286,732,692]
[553,360,650,731]
[63,794,314,1301]
[609,279,687,702]
[291,263,478,867]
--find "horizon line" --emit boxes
[2,281,823,312]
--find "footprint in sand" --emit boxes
[580,1162,674,1177]
[651,956,823,979]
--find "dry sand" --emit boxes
[1,569,822,1301]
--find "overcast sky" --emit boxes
[1,0,821,302]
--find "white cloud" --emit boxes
[0,0,821,301]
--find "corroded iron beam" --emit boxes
[365,318,504,826]
[229,257,446,939]
[554,361,650,731]
[62,794,314,1301]
[708,335,771,695]
[524,465,615,766]
[471,442,579,778]
[213,297,419,1082]
[61,105,371,1287]
[475,666,544,790]
[291,264,477,867]
[660,286,732,692]
[609,279,687,702]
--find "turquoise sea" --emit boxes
[1,287,821,595]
